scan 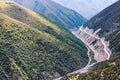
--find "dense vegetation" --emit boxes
[62,55,120,80]
[14,0,87,29]
[0,2,88,80]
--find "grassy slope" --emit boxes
[62,55,120,80]
[0,2,88,80]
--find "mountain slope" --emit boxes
[61,1,120,80]
[84,0,120,56]
[14,0,87,29]
[0,1,88,80]
[62,56,120,80]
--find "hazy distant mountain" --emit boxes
[14,0,87,29]
[53,0,118,19]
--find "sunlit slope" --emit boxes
[0,2,88,80]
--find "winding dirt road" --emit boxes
[54,27,111,80]
[79,28,111,60]
[101,39,110,60]
[68,47,91,75]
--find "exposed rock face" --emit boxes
[83,0,120,56]
[72,26,111,62]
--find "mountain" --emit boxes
[61,0,120,80]
[53,0,118,19]
[0,1,88,80]
[14,0,87,29]
[83,0,120,56]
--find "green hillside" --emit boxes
[0,2,88,80]
[61,56,120,80]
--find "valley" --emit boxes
[71,26,112,72]
[0,0,120,80]
[61,0,120,80]
[55,25,112,80]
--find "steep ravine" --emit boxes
[54,26,112,80]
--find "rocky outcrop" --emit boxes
[83,0,120,57]
[72,26,111,62]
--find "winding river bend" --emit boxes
[54,26,111,80]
